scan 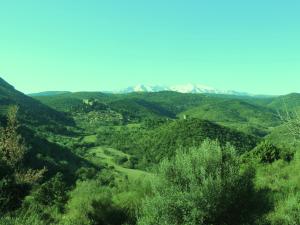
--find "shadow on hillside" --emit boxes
[21,126,97,184]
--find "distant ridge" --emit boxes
[28,91,71,97]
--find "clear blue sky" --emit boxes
[1,0,299,95]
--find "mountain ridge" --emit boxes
[114,83,251,96]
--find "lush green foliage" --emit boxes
[255,151,300,225]
[61,180,127,225]
[138,140,269,225]
[96,118,258,166]
[180,99,281,136]
[0,106,45,215]
[0,78,73,129]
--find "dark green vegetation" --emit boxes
[0,78,74,137]
[1,77,300,224]
[95,118,258,167]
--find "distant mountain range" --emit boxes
[116,84,250,95]
[28,91,71,97]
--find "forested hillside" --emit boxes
[0,78,73,129]
[1,78,300,225]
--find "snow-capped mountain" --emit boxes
[118,84,249,96]
[169,84,219,94]
[120,84,167,93]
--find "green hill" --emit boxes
[140,118,258,163]
[109,98,176,120]
[180,99,281,136]
[32,92,114,112]
[0,77,74,128]
[33,90,285,133]
[264,123,300,151]
[267,93,300,112]
[33,91,220,114]
[34,92,178,121]
[0,78,89,179]
[117,91,212,113]
[96,118,258,165]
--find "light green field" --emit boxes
[86,146,149,180]
[82,134,97,143]
[81,133,150,180]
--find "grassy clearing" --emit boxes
[82,134,97,143]
[86,146,149,180]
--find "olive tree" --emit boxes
[138,140,264,225]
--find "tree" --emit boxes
[0,106,46,214]
[33,173,67,210]
[138,140,266,225]
[0,106,26,168]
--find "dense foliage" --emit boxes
[96,118,258,166]
[138,141,269,225]
[0,106,45,215]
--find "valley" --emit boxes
[1,77,300,225]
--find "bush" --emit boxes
[0,161,25,215]
[268,194,300,225]
[32,173,68,211]
[258,151,300,225]
[61,180,127,225]
[76,167,97,181]
[252,141,294,163]
[115,156,129,165]
[138,140,268,225]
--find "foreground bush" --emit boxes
[61,180,127,225]
[138,140,269,225]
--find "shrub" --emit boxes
[76,167,97,181]
[115,156,129,165]
[61,180,127,225]
[32,173,68,211]
[268,194,300,225]
[252,141,294,163]
[138,140,268,225]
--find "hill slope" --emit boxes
[96,118,258,165]
[0,78,91,182]
[140,118,259,162]
[180,99,281,135]
[267,93,300,112]
[0,78,74,128]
